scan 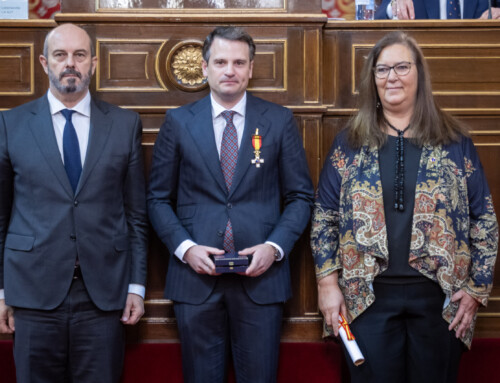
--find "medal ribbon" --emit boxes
[252,129,262,151]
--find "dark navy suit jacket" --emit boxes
[147,93,314,305]
[375,0,488,19]
[0,95,148,311]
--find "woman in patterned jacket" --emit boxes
[311,31,498,383]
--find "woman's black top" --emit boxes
[376,135,427,284]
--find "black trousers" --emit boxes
[345,280,464,383]
[13,277,125,383]
[174,274,283,383]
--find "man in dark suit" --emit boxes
[0,23,148,383]
[375,0,499,19]
[147,26,314,382]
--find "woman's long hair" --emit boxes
[347,31,469,149]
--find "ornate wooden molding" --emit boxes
[55,12,327,23]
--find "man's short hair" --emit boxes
[202,26,256,62]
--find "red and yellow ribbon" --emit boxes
[252,129,262,151]
[339,314,355,341]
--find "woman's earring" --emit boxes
[376,101,381,109]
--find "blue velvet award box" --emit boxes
[210,252,251,273]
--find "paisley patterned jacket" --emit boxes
[311,131,498,348]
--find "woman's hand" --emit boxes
[317,271,347,336]
[448,290,480,339]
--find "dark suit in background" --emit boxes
[0,24,148,383]
[148,27,314,382]
[375,0,489,19]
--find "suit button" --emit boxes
[217,230,223,236]
[227,203,232,209]
[70,234,76,241]
[74,200,79,207]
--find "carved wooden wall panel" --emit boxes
[0,44,34,95]
[351,42,500,96]
[84,23,322,111]
[425,45,500,94]
[0,21,55,109]
[0,18,500,343]
[325,22,500,110]
[97,39,170,92]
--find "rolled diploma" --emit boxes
[338,314,365,366]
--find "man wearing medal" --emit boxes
[147,26,314,382]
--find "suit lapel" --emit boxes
[28,96,74,198]
[188,97,228,194]
[229,94,270,198]
[75,99,112,196]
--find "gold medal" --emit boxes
[251,128,264,168]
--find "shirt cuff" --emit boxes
[128,284,145,299]
[266,241,284,261]
[0,289,4,300]
[174,239,197,263]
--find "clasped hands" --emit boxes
[184,244,276,277]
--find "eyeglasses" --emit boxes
[373,62,413,79]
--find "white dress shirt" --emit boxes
[47,89,91,167]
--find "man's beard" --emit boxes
[48,67,92,94]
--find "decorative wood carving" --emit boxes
[0,44,34,95]
[0,18,499,343]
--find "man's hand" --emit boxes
[480,7,500,19]
[394,0,415,19]
[0,299,14,334]
[121,293,145,325]
[184,245,224,275]
[240,244,276,277]
[448,290,480,339]
[317,272,347,337]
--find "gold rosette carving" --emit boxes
[167,41,207,92]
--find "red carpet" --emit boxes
[1,339,499,382]
[122,342,345,383]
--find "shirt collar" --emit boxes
[210,92,247,119]
[47,89,91,118]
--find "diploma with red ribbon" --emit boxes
[338,314,365,366]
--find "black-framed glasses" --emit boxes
[373,62,413,79]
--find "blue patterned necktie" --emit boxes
[220,110,237,252]
[61,109,82,193]
[447,0,461,19]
